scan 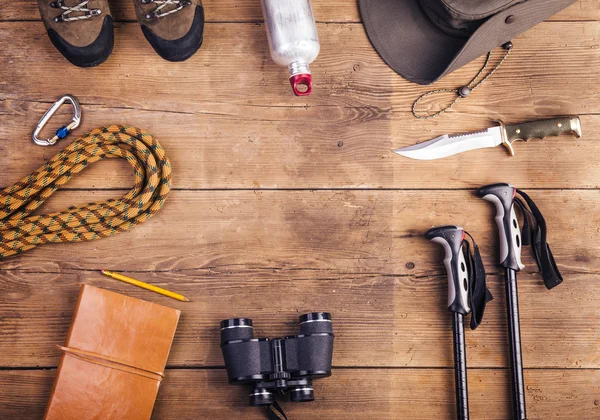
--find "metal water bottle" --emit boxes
[261,0,320,96]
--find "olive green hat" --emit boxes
[359,0,577,85]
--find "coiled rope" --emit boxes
[0,125,172,259]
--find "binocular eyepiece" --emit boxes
[220,312,334,407]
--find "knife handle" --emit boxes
[500,116,582,156]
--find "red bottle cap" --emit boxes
[289,73,312,96]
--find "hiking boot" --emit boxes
[133,0,204,62]
[38,0,114,67]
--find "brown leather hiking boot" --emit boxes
[133,0,204,62]
[38,0,114,67]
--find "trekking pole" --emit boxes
[476,183,526,420]
[426,226,492,420]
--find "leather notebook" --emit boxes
[44,284,181,420]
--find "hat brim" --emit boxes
[359,0,578,85]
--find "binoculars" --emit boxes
[220,312,334,406]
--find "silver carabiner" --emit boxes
[32,95,82,146]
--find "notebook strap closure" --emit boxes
[57,345,164,382]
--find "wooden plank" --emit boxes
[0,368,598,419]
[0,3,597,419]
[0,0,596,22]
[0,190,596,275]
[1,22,598,113]
[2,20,597,191]
[1,102,599,189]
[1,269,597,369]
[1,189,597,368]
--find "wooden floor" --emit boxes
[1,1,599,419]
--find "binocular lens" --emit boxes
[299,312,332,335]
[220,318,254,344]
[290,312,334,378]
[249,387,274,406]
[290,385,315,402]
[221,318,271,384]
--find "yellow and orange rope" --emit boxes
[0,125,171,259]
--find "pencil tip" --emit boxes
[183,297,191,302]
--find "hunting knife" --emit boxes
[393,116,581,160]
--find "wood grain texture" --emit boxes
[0,190,598,369]
[1,21,598,111]
[1,19,597,189]
[0,190,596,274]
[0,368,598,419]
[0,0,597,22]
[0,0,598,418]
[1,269,598,369]
[1,102,599,189]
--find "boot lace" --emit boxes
[50,0,102,23]
[140,0,192,19]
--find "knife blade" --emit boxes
[393,116,582,160]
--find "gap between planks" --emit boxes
[1,366,597,371]
[2,187,600,191]
[1,267,598,278]
[0,19,596,24]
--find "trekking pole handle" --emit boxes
[425,226,471,315]
[476,183,525,271]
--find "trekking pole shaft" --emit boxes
[506,268,527,420]
[452,312,469,420]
